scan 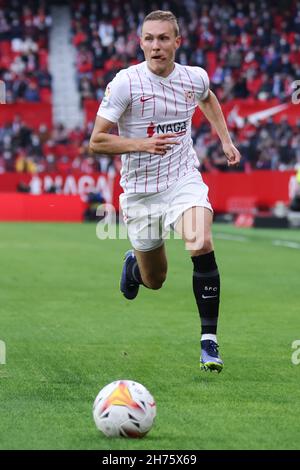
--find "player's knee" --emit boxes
[184,229,213,253]
[202,238,213,253]
[190,237,213,256]
[143,272,166,290]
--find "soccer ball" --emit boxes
[93,379,156,438]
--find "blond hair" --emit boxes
[142,10,180,37]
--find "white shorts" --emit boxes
[119,171,213,252]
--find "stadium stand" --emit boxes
[70,0,300,172]
[0,117,117,174]
[0,0,52,103]
[0,0,299,174]
[70,0,300,103]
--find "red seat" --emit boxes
[0,40,12,56]
[63,145,78,159]
[40,88,52,103]
[39,50,48,68]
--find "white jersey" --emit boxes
[97,61,209,193]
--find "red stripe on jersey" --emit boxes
[144,164,148,192]
[147,78,156,117]
[125,152,131,191]
[134,169,138,192]
[161,83,168,117]
[166,153,172,188]
[126,72,133,114]
[156,157,161,192]
[178,70,188,117]
[135,151,141,191]
[169,79,178,116]
[177,146,182,179]
[136,68,145,117]
[199,74,206,96]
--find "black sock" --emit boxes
[191,251,220,335]
[127,258,143,285]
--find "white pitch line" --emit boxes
[215,233,300,249]
[214,233,249,242]
[272,240,300,249]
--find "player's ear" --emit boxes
[175,35,181,50]
[140,36,144,52]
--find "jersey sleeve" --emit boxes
[195,67,210,102]
[97,70,131,123]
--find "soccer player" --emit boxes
[89,10,241,373]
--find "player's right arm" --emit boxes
[89,116,179,156]
[89,70,179,156]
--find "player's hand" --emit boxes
[139,133,180,155]
[222,142,241,167]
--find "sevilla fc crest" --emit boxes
[185,90,195,104]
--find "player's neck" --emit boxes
[146,61,175,78]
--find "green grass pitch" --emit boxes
[0,222,300,450]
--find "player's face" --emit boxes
[140,21,181,77]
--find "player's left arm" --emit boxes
[197,90,241,167]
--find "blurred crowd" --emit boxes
[70,0,300,104]
[0,0,52,103]
[1,0,300,173]
[195,117,300,172]
[0,115,299,174]
[0,116,120,175]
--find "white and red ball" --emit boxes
[93,380,156,438]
